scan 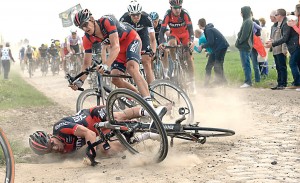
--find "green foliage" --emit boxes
[0,71,54,109]
[193,51,293,88]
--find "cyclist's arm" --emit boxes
[183,10,194,43]
[106,32,120,67]
[149,30,156,54]
[101,45,108,64]
[158,13,169,44]
[73,125,97,151]
[66,38,73,53]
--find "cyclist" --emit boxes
[71,9,159,110]
[29,105,166,156]
[120,0,157,84]
[48,43,60,73]
[60,38,69,72]
[67,29,84,66]
[149,11,171,79]
[158,0,196,94]
[19,46,26,70]
[39,44,49,73]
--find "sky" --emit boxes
[0,0,298,47]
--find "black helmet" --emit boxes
[73,9,92,28]
[169,0,183,6]
[29,131,52,155]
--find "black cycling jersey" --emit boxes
[39,47,48,58]
[119,11,154,52]
[48,47,59,57]
[52,106,107,153]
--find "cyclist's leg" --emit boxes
[161,49,170,78]
[140,37,155,84]
[110,61,139,93]
[167,35,178,61]
[182,35,196,93]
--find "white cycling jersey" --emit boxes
[67,35,82,46]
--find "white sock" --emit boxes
[143,96,154,108]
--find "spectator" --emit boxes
[266,8,300,89]
[250,12,261,83]
[258,17,270,76]
[198,18,229,86]
[0,44,3,75]
[287,4,300,91]
[235,6,254,88]
[0,42,15,80]
[269,10,288,90]
[194,29,213,86]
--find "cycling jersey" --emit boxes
[154,20,170,46]
[61,42,69,55]
[67,35,82,46]
[82,15,141,65]
[19,47,25,60]
[25,48,34,60]
[48,47,59,57]
[119,12,154,53]
[52,106,107,153]
[39,47,48,58]
[159,8,194,45]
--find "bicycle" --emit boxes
[27,58,34,78]
[84,88,169,165]
[40,57,48,77]
[164,44,192,94]
[0,128,15,183]
[66,58,194,124]
[50,55,60,76]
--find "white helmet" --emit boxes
[127,0,142,14]
[70,29,77,34]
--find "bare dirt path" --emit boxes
[5,65,300,183]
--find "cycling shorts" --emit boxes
[168,31,190,46]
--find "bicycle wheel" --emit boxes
[106,88,168,163]
[150,79,194,124]
[0,128,15,183]
[153,53,164,80]
[76,89,105,112]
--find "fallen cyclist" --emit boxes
[29,105,167,165]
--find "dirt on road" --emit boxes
[2,66,300,183]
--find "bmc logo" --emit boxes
[129,40,139,53]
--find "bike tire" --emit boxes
[106,88,168,163]
[182,126,235,137]
[76,89,104,112]
[0,128,15,183]
[149,79,194,124]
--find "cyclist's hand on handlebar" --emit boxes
[158,43,166,51]
[96,64,109,74]
[69,79,84,91]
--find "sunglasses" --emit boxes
[172,6,182,9]
[130,13,141,17]
[80,21,89,29]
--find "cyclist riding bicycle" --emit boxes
[71,9,162,111]
[158,0,196,94]
[29,105,167,157]
[119,0,157,84]
[25,45,34,64]
[149,11,171,79]
[39,44,49,72]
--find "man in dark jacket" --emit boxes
[266,9,300,88]
[235,6,254,88]
[198,18,229,86]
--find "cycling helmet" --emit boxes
[169,0,183,6]
[149,12,159,20]
[73,9,92,28]
[29,131,52,155]
[70,29,77,34]
[127,0,142,14]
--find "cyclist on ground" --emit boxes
[29,105,166,156]
[119,0,157,84]
[149,11,171,79]
[71,9,163,111]
[158,0,196,94]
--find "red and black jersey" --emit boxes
[159,9,194,44]
[82,15,136,53]
[52,106,107,153]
